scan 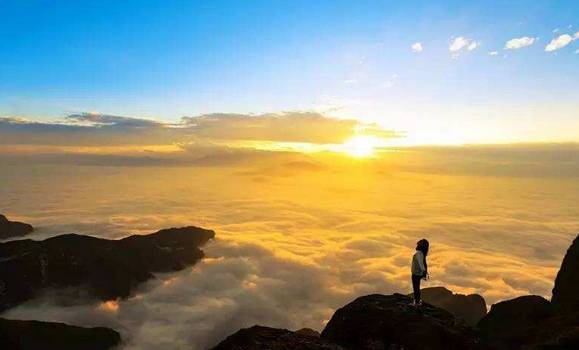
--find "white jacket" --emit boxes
[411,250,426,276]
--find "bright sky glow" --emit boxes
[0,0,578,145]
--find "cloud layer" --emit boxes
[0,112,398,147]
[1,111,578,350]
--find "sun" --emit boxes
[341,135,383,158]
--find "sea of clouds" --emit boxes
[1,114,578,349]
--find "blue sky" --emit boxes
[1,0,578,144]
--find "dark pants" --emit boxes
[412,274,422,303]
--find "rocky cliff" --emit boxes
[477,234,579,350]
[551,234,579,314]
[321,293,482,350]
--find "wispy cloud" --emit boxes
[489,51,498,56]
[66,113,164,128]
[0,112,399,148]
[504,36,536,50]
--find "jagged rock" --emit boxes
[475,234,579,350]
[321,293,482,350]
[210,325,345,350]
[0,214,33,240]
[477,295,553,349]
[0,226,215,311]
[420,286,487,326]
[551,234,579,314]
[0,317,120,350]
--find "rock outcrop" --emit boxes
[321,293,482,350]
[0,214,33,240]
[210,325,344,350]
[476,233,579,350]
[551,234,579,314]
[0,317,120,350]
[421,286,487,326]
[0,226,215,311]
[477,295,553,349]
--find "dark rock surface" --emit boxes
[421,286,487,326]
[0,226,215,311]
[0,317,120,350]
[321,293,482,350]
[295,328,322,338]
[476,233,579,350]
[477,295,553,349]
[0,214,33,240]
[210,325,345,350]
[551,234,579,314]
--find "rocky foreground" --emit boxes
[212,234,579,350]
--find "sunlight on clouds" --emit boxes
[1,148,578,349]
[98,300,120,313]
[337,135,384,158]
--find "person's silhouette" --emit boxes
[411,239,429,306]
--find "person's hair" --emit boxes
[416,239,429,256]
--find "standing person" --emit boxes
[411,239,429,306]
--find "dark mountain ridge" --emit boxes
[0,226,215,312]
[0,214,34,240]
[0,317,121,350]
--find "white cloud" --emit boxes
[545,34,574,52]
[411,42,423,53]
[489,51,498,56]
[467,41,479,51]
[449,37,480,58]
[574,31,579,39]
[575,49,579,55]
[553,28,559,33]
[505,36,536,50]
[449,37,469,52]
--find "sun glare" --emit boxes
[341,135,383,158]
